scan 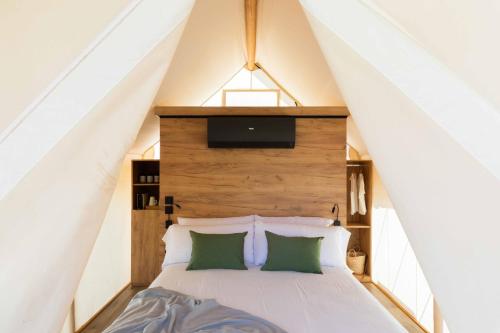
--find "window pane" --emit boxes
[224,90,279,106]
[202,68,296,107]
[372,207,435,331]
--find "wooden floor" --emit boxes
[79,283,426,333]
[78,286,145,333]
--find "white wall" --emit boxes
[0,0,194,201]
[153,0,246,107]
[0,17,186,332]
[256,0,344,106]
[73,155,134,329]
[305,9,500,331]
[368,0,500,111]
[130,0,247,155]
[0,0,130,132]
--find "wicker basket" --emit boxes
[347,248,366,275]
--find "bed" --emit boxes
[150,263,407,333]
[108,218,407,332]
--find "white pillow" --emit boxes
[177,215,255,226]
[255,215,333,227]
[254,222,350,268]
[162,224,254,268]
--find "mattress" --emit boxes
[151,264,407,333]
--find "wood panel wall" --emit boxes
[131,210,164,286]
[160,118,347,221]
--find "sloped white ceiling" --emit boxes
[301,0,500,331]
[256,0,367,155]
[5,1,498,333]
[153,0,346,107]
[130,0,247,154]
[134,0,369,155]
[256,0,344,106]
[369,0,500,111]
[154,0,246,106]
[0,2,190,332]
[0,0,193,200]
[0,0,130,133]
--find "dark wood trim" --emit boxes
[154,106,350,118]
[75,282,131,333]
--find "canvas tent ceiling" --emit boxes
[1,0,500,332]
[370,0,500,112]
[301,1,500,332]
[130,0,247,155]
[0,0,131,133]
[0,1,194,332]
[131,0,366,156]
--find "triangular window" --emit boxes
[203,67,298,107]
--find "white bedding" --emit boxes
[151,264,407,333]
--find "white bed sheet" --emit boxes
[151,264,407,333]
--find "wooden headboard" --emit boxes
[131,107,351,286]
[159,116,347,221]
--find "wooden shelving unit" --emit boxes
[346,160,372,280]
[132,160,160,210]
[131,159,164,287]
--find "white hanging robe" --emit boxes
[350,173,358,215]
[358,173,367,215]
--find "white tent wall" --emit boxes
[154,0,246,107]
[256,0,344,106]
[73,154,134,329]
[256,0,368,155]
[0,10,189,333]
[302,1,500,181]
[130,0,248,155]
[137,0,367,155]
[0,0,130,132]
[369,0,500,112]
[68,17,187,330]
[0,0,194,201]
[302,1,500,332]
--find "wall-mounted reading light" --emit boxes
[164,196,181,229]
[331,204,341,226]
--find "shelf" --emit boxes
[133,183,160,186]
[347,160,372,166]
[346,222,371,229]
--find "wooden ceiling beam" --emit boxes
[245,0,258,71]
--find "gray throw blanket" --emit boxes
[103,287,286,333]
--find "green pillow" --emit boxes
[187,231,248,270]
[261,231,323,274]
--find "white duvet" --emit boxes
[151,264,407,333]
